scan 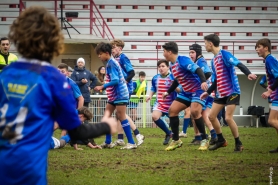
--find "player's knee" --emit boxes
[59,140,66,148]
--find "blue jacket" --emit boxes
[71,66,97,103]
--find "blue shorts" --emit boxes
[202,96,214,110]
[177,89,206,107]
[108,99,128,106]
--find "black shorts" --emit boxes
[108,101,128,106]
[175,97,191,107]
[214,94,240,105]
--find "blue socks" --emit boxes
[121,119,135,144]
[118,134,124,140]
[154,118,171,135]
[133,129,140,136]
[60,134,71,143]
[210,129,217,139]
[105,134,112,144]
[183,118,190,133]
[195,135,202,141]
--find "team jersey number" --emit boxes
[0,104,28,144]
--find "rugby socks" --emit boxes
[118,134,124,140]
[235,137,242,145]
[105,134,112,144]
[217,133,225,142]
[121,119,135,144]
[183,118,190,134]
[169,116,180,141]
[154,118,171,135]
[194,117,206,140]
[133,129,140,136]
[210,129,217,139]
[195,135,202,141]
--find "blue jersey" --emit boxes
[67,77,82,108]
[0,60,80,185]
[105,57,129,102]
[114,53,134,94]
[170,55,201,92]
[151,73,176,113]
[211,50,240,98]
[265,54,278,101]
[195,56,212,86]
[260,75,267,86]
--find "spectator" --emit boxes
[71,57,97,107]
[68,66,74,77]
[0,37,18,71]
[129,71,147,122]
[94,65,106,95]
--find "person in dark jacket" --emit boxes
[71,57,97,107]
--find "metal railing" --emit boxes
[88,95,185,128]
[14,0,114,39]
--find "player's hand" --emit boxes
[162,92,168,100]
[81,79,88,83]
[248,74,257,80]
[92,145,102,149]
[88,87,91,91]
[101,117,117,134]
[201,82,208,91]
[146,97,151,102]
[94,86,103,91]
[261,90,272,99]
[200,92,209,100]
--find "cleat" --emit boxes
[269,147,278,153]
[189,139,201,145]
[136,134,145,146]
[234,144,244,152]
[113,140,125,146]
[100,142,115,149]
[209,138,218,145]
[198,139,209,151]
[209,140,228,151]
[179,132,188,138]
[165,139,183,151]
[163,134,172,145]
[120,143,137,150]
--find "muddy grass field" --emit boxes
[48,127,278,185]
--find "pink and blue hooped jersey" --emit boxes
[210,50,241,98]
[265,54,278,101]
[114,53,134,95]
[0,59,80,185]
[151,73,176,113]
[170,55,202,93]
[105,57,129,102]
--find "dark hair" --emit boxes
[139,71,146,77]
[157,59,169,67]
[95,42,112,55]
[204,34,220,47]
[8,6,64,62]
[77,106,93,121]
[255,38,271,52]
[57,63,69,71]
[0,37,9,44]
[97,65,105,82]
[162,42,178,54]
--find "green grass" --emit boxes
[48,127,278,185]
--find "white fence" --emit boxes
[89,95,185,128]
